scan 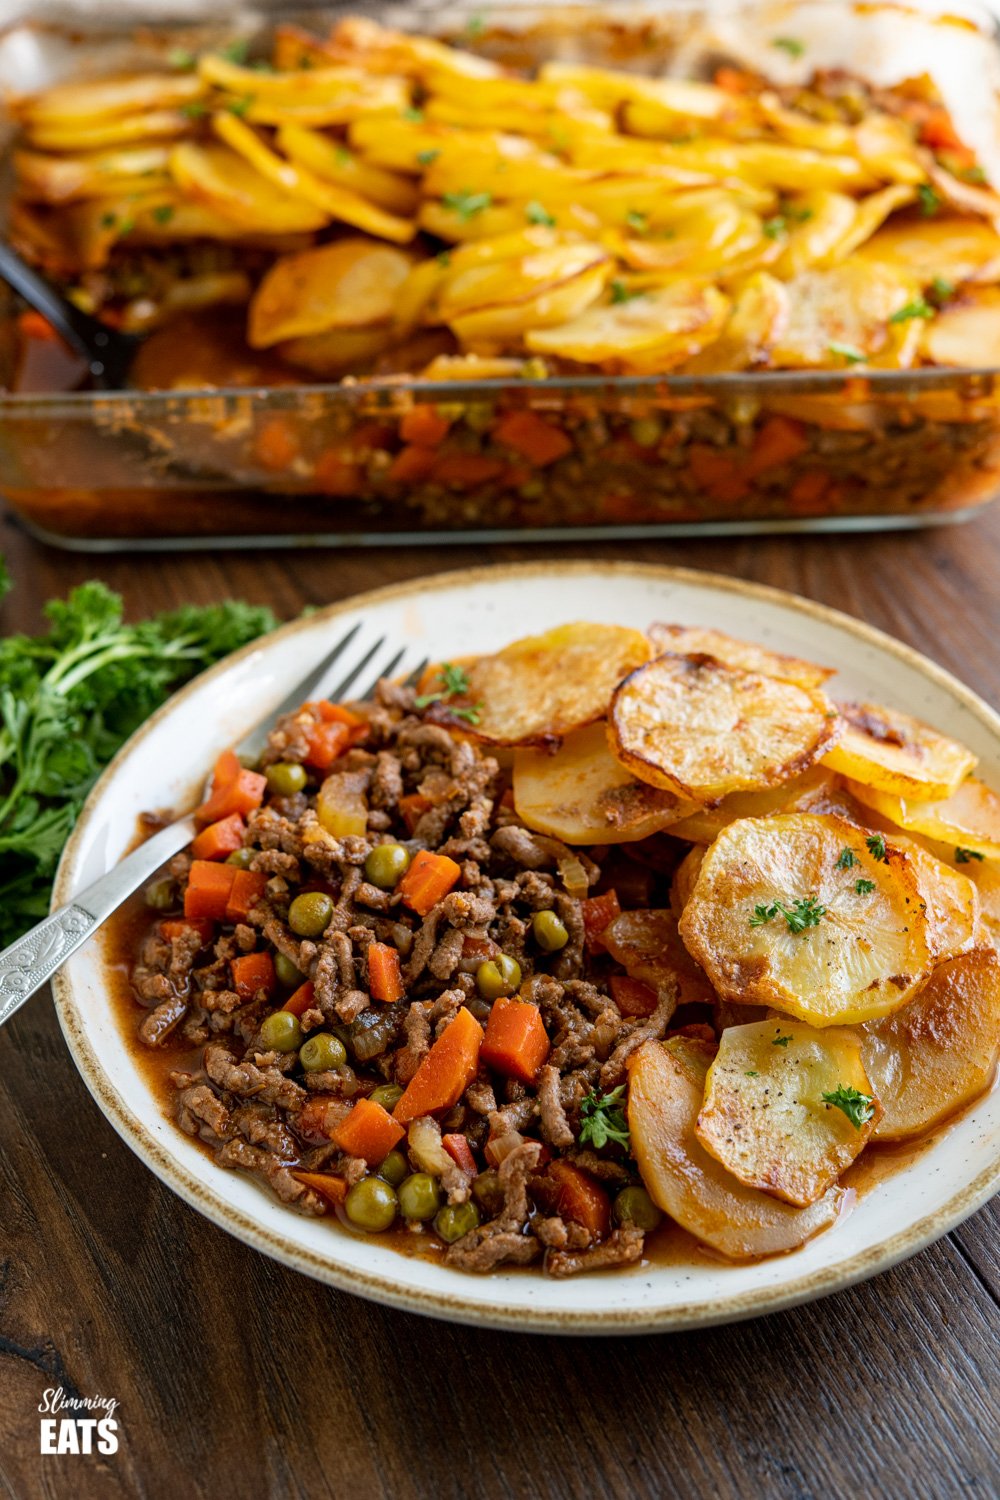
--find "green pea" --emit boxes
[288,891,334,938]
[471,1169,503,1218]
[299,1032,347,1073]
[613,1185,663,1233]
[519,477,546,501]
[378,1150,409,1188]
[434,1201,481,1244]
[225,847,254,869]
[369,1083,404,1112]
[144,877,174,911]
[266,761,307,797]
[345,1176,398,1232]
[463,401,495,433]
[259,1010,302,1054]
[364,842,411,890]
[398,1172,442,1222]
[475,953,522,1001]
[274,952,305,987]
[629,415,664,450]
[532,909,569,952]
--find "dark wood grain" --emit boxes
[1,508,998,1500]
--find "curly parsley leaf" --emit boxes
[955,846,985,863]
[578,1084,630,1151]
[855,878,876,895]
[414,662,482,724]
[749,896,826,933]
[835,847,859,870]
[822,1085,876,1129]
[866,832,888,863]
[441,189,493,221]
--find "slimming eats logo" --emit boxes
[38,1387,119,1455]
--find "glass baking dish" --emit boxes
[3,0,1000,552]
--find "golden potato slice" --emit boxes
[169,143,329,233]
[431,623,650,749]
[671,846,706,919]
[647,624,833,692]
[896,841,979,961]
[823,185,916,264]
[15,71,204,125]
[682,272,790,374]
[603,908,716,1008]
[627,1038,843,1259]
[248,239,412,347]
[963,857,1000,945]
[848,776,1000,860]
[860,947,1000,1140]
[14,144,171,205]
[770,261,918,368]
[436,243,604,320]
[525,280,729,372]
[696,1019,880,1206]
[856,215,1000,287]
[667,765,841,844]
[275,125,418,214]
[679,813,931,1026]
[609,653,838,803]
[770,191,858,279]
[618,203,763,274]
[923,289,1000,367]
[277,325,397,376]
[513,722,692,845]
[821,700,976,801]
[27,110,193,153]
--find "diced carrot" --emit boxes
[388,443,437,486]
[393,1006,484,1124]
[253,415,300,472]
[400,404,452,447]
[196,750,267,824]
[493,409,572,467]
[788,470,832,516]
[398,848,461,916]
[332,1096,405,1165]
[184,860,237,921]
[431,452,506,486]
[744,415,808,477]
[688,445,750,504]
[160,917,214,945]
[313,449,363,496]
[312,699,364,728]
[581,889,621,952]
[225,868,268,923]
[368,941,405,1003]
[714,65,753,93]
[283,979,316,1017]
[919,105,964,152]
[609,974,658,1018]
[398,792,432,833]
[191,813,246,862]
[304,719,352,771]
[480,997,550,1084]
[230,951,276,1001]
[19,309,61,343]
[297,1094,347,1143]
[442,1133,477,1176]
[548,1160,612,1240]
[291,1170,348,1208]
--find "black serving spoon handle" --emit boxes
[0,239,141,389]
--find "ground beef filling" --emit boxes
[129,681,694,1276]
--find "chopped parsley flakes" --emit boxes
[750,896,827,933]
[822,1085,876,1129]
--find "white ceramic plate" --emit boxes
[52,563,1000,1334]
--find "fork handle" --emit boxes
[0,815,196,1029]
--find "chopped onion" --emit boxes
[558,852,590,898]
[408,1115,452,1176]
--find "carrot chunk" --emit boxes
[431,452,506,486]
[493,409,572,467]
[191,812,246,862]
[254,415,300,472]
[230,951,276,1000]
[398,848,461,916]
[184,860,237,920]
[393,1007,484,1124]
[225,868,268,923]
[388,444,437,486]
[368,942,405,1003]
[548,1160,612,1240]
[304,719,352,771]
[480,997,550,1084]
[442,1133,478,1176]
[744,415,808,477]
[581,889,621,952]
[399,404,452,447]
[282,979,315,1017]
[333,1097,405,1165]
[160,918,213,945]
[291,1170,348,1208]
[398,792,432,833]
[196,750,267,824]
[609,974,658,1018]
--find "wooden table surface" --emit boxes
[1,511,997,1500]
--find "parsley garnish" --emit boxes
[225,95,255,117]
[828,342,866,365]
[835,847,859,870]
[745,1070,759,1077]
[220,37,251,65]
[436,251,451,268]
[610,279,640,304]
[152,204,175,225]
[441,189,492,221]
[866,833,888,863]
[855,878,876,895]
[417,149,440,167]
[99,211,117,229]
[822,1085,876,1129]
[750,897,826,933]
[962,164,986,184]
[181,101,208,120]
[625,209,648,234]
[466,13,486,37]
[918,183,941,217]
[526,200,556,227]
[772,1033,792,1048]
[763,216,787,239]
[168,47,196,71]
[889,298,935,324]
[931,275,955,300]
[955,846,985,863]
[578,1085,630,1151]
[772,36,805,58]
[403,106,424,123]
[414,662,482,724]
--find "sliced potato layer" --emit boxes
[647,624,833,691]
[628,1038,843,1259]
[513,721,691,844]
[249,238,412,347]
[860,947,1000,1140]
[671,845,706,918]
[436,622,650,748]
[822,700,976,801]
[668,765,838,844]
[610,652,839,803]
[603,908,715,1008]
[848,775,1000,859]
[679,813,931,1025]
[899,841,980,961]
[696,1019,880,1207]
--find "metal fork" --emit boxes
[0,624,425,1029]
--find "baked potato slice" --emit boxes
[681,272,790,375]
[609,653,839,803]
[860,947,1000,1140]
[524,279,729,371]
[248,239,412,347]
[847,775,1000,860]
[627,1038,843,1259]
[667,765,839,844]
[430,623,650,749]
[821,700,976,801]
[678,813,931,1025]
[671,846,706,919]
[646,624,833,691]
[603,908,716,1008]
[769,261,919,368]
[897,840,980,961]
[169,143,329,233]
[922,288,1000,367]
[696,1019,880,1206]
[513,722,692,845]
[14,70,205,126]
[856,215,1000,286]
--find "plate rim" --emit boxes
[50,559,1000,1334]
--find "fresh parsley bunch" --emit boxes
[0,562,277,945]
